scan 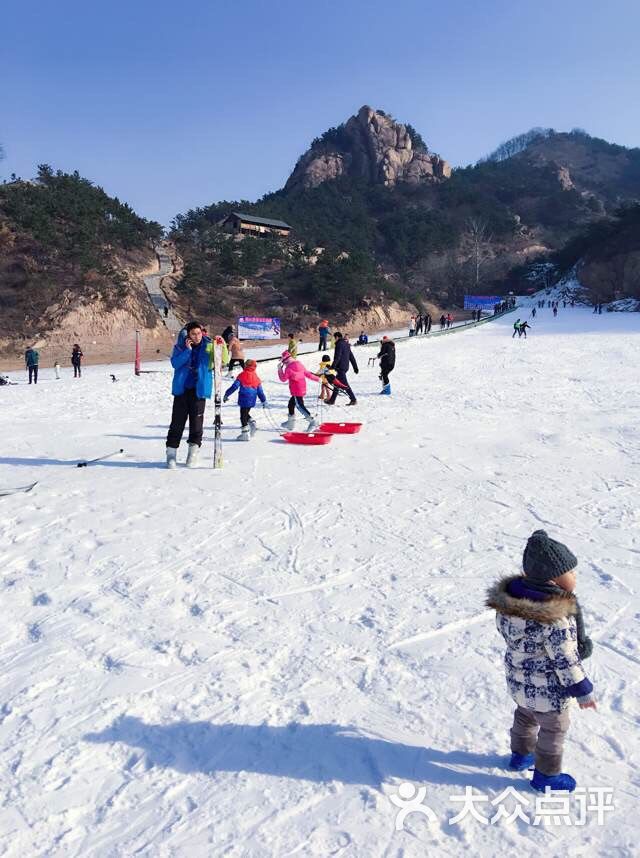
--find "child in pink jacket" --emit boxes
[278,351,320,430]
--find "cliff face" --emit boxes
[285,106,451,191]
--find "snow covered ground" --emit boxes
[0,305,639,857]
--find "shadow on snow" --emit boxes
[85,716,516,790]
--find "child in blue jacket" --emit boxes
[223,359,267,440]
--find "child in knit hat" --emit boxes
[316,354,336,401]
[486,529,595,793]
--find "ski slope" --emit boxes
[0,306,639,857]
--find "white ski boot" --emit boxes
[281,415,297,430]
[237,426,251,441]
[186,443,200,468]
[248,418,258,436]
[166,447,178,470]
[306,418,318,431]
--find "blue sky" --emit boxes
[2,0,638,226]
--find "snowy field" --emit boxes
[0,305,639,857]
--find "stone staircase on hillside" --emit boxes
[143,248,183,337]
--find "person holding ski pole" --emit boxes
[278,351,320,430]
[377,335,395,395]
[519,321,531,339]
[223,359,266,441]
[165,321,213,469]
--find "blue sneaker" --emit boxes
[509,752,535,771]
[531,768,577,792]
[380,383,391,395]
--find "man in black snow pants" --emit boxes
[327,332,358,406]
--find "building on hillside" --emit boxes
[221,212,292,238]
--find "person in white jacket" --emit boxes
[486,530,595,793]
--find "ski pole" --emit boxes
[77,449,124,468]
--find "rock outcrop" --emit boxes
[286,106,451,191]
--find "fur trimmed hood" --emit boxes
[486,575,577,624]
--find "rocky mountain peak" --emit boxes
[285,106,451,192]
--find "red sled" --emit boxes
[318,422,362,435]
[282,431,333,445]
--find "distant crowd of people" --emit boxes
[493,298,517,315]
[408,314,434,336]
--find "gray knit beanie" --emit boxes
[522,530,577,582]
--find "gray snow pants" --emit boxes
[510,704,571,775]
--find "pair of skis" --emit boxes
[212,338,224,469]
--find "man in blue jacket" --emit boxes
[327,332,358,406]
[166,321,213,469]
[25,346,39,384]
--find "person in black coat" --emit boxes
[377,336,395,393]
[327,332,358,406]
[221,326,235,345]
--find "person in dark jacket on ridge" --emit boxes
[165,321,213,469]
[377,336,395,395]
[327,332,358,406]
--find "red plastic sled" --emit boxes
[282,431,333,445]
[318,422,362,435]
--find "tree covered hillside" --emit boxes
[0,166,163,344]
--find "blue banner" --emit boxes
[464,295,501,310]
[237,316,281,340]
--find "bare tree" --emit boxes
[463,218,493,291]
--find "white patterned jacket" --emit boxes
[486,576,593,713]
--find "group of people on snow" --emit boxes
[408,313,433,336]
[493,298,517,315]
[22,344,83,384]
[164,321,392,467]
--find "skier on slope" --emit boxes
[278,351,320,430]
[377,336,395,395]
[223,359,267,441]
[165,322,213,469]
[553,306,558,318]
[512,319,521,338]
[486,530,595,793]
[519,321,531,339]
